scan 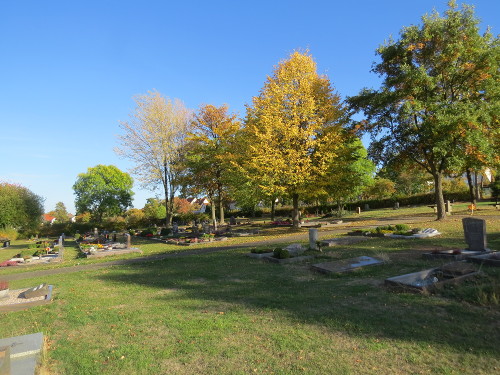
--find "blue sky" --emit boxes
[1,0,498,214]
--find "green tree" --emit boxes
[242,51,349,228]
[0,182,44,231]
[364,177,396,200]
[143,198,166,224]
[349,1,500,220]
[320,137,375,216]
[48,201,70,222]
[73,165,134,223]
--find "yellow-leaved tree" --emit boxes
[242,51,349,228]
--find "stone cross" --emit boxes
[462,217,487,251]
[309,228,319,250]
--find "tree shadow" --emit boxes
[97,236,500,358]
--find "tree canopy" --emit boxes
[241,51,349,227]
[73,165,134,222]
[116,91,192,227]
[0,182,44,231]
[349,1,499,219]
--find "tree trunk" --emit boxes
[474,171,481,201]
[218,188,225,225]
[466,168,476,204]
[433,172,446,220]
[271,198,276,221]
[292,193,300,229]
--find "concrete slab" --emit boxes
[468,252,500,266]
[312,256,384,274]
[0,332,43,375]
[422,249,484,261]
[320,237,372,247]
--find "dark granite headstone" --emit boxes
[462,218,487,251]
[21,284,49,299]
[229,216,236,225]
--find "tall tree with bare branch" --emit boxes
[116,91,192,227]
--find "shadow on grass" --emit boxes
[97,234,500,358]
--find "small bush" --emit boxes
[273,248,290,259]
[395,224,409,231]
[160,228,171,236]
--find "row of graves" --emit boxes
[77,228,141,258]
[246,217,499,293]
[139,218,263,245]
[0,236,65,268]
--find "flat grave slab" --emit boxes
[0,332,44,375]
[264,255,313,264]
[468,252,500,267]
[85,248,142,258]
[385,262,478,293]
[312,256,384,274]
[0,285,53,313]
[422,249,483,260]
[390,228,441,239]
[320,236,372,247]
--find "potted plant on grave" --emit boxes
[0,281,9,299]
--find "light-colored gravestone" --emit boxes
[202,223,210,234]
[356,207,361,214]
[462,217,487,251]
[446,200,452,214]
[394,202,399,210]
[309,228,318,250]
[125,234,131,249]
[172,223,179,234]
[58,236,64,258]
[94,228,98,237]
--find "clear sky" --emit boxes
[1,0,498,214]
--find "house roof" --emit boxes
[43,214,56,222]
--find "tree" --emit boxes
[183,104,240,228]
[378,160,432,196]
[364,177,396,200]
[48,202,70,222]
[349,1,499,220]
[143,198,166,224]
[320,137,375,216]
[73,165,134,223]
[116,91,192,227]
[0,182,44,231]
[241,51,349,228]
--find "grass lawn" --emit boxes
[1,204,500,374]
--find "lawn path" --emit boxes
[1,215,437,282]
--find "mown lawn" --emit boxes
[1,206,500,374]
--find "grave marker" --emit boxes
[462,217,488,251]
[125,233,131,249]
[309,228,318,250]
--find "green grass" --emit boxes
[1,204,500,374]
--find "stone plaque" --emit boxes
[21,283,49,299]
[462,218,487,251]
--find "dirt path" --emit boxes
[1,216,434,282]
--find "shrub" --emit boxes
[273,248,290,259]
[0,226,18,241]
[160,228,171,236]
[395,224,409,231]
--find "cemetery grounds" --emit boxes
[1,202,500,374]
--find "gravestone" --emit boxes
[393,202,400,210]
[58,236,64,259]
[356,207,361,214]
[462,217,487,251]
[125,234,131,249]
[309,228,318,250]
[21,284,49,299]
[94,228,98,237]
[446,200,452,214]
[202,223,210,234]
[364,204,370,211]
[172,223,179,234]
[112,233,117,242]
[229,216,236,225]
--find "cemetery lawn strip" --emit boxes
[1,218,500,374]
